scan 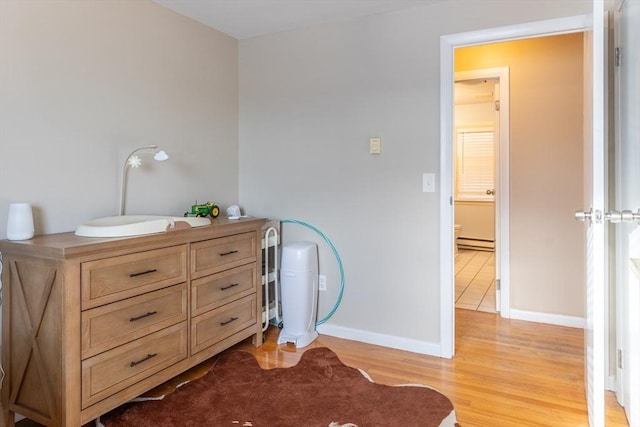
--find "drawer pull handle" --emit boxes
[220,317,238,326]
[129,269,158,278]
[130,353,158,367]
[219,250,238,257]
[130,311,158,322]
[220,283,239,291]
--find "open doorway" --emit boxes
[453,72,504,314]
[440,8,615,425]
[452,34,585,323]
[440,16,590,359]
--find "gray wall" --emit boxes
[0,0,593,356]
[239,0,591,352]
[0,0,240,237]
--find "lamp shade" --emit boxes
[153,150,169,161]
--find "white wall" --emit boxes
[239,0,591,352]
[0,0,240,237]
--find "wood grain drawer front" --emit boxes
[191,232,256,278]
[191,294,257,355]
[81,284,187,359]
[82,245,187,309]
[81,322,187,409]
[192,263,257,317]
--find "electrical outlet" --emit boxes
[318,275,327,291]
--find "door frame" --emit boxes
[454,67,509,314]
[613,0,639,423]
[439,14,594,358]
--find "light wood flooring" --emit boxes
[235,310,629,427]
[456,249,496,312]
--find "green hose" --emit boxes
[281,219,344,326]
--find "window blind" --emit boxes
[456,128,494,201]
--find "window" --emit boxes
[455,127,494,201]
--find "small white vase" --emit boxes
[6,202,35,240]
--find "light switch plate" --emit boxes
[423,173,435,192]
[369,137,382,154]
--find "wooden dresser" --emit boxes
[0,217,265,426]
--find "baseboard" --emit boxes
[607,374,616,392]
[457,237,495,250]
[509,308,585,329]
[316,311,583,357]
[457,244,494,252]
[316,323,441,357]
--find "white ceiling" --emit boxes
[153,0,442,40]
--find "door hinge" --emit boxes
[495,279,501,290]
[450,196,453,206]
[618,349,624,369]
[615,47,621,67]
[495,100,500,111]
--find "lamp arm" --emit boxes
[118,145,158,216]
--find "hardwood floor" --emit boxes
[235,310,629,427]
[8,310,629,426]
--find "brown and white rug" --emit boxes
[99,347,459,427]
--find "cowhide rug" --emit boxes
[98,347,459,427]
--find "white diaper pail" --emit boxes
[454,224,463,254]
[277,241,319,348]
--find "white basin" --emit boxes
[74,215,211,238]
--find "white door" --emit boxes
[453,68,509,315]
[614,0,640,425]
[575,1,606,425]
[454,77,498,247]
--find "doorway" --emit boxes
[439,15,591,359]
[451,33,586,325]
[440,8,613,426]
[453,72,505,314]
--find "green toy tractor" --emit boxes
[184,201,220,218]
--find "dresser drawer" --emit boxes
[191,294,257,355]
[81,245,187,309]
[81,284,187,359]
[191,263,257,317]
[191,232,256,278]
[81,323,187,409]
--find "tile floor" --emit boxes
[455,249,496,313]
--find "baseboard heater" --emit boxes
[457,237,494,251]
